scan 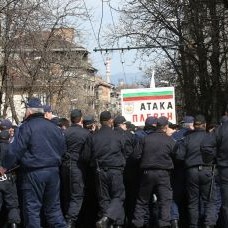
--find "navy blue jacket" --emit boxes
[139,129,175,170]
[0,131,10,167]
[201,122,228,167]
[4,113,65,169]
[62,123,90,165]
[83,125,125,168]
[177,128,207,168]
[114,126,136,159]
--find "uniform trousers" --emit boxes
[186,166,217,228]
[64,162,85,222]
[132,169,172,228]
[0,174,20,224]
[95,168,125,225]
[218,167,228,227]
[20,167,66,228]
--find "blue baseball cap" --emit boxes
[183,116,194,124]
[0,119,12,129]
[145,116,157,126]
[157,116,169,127]
[26,97,43,108]
[43,105,52,113]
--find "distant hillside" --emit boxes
[111,71,144,85]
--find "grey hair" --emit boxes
[27,107,44,114]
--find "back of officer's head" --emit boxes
[156,116,169,132]
[0,119,13,141]
[194,114,206,129]
[0,119,13,131]
[25,97,44,117]
[70,109,82,124]
[182,115,194,130]
[100,111,112,127]
[113,115,127,129]
[144,116,157,131]
[58,117,70,129]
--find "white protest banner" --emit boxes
[121,87,176,126]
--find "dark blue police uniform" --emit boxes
[113,115,136,227]
[4,98,66,228]
[201,120,228,227]
[177,115,217,228]
[83,111,126,228]
[0,130,21,227]
[61,109,90,225]
[132,117,175,228]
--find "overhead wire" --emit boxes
[108,1,127,84]
[82,0,106,67]
[97,0,104,50]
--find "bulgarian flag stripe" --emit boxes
[123,91,173,101]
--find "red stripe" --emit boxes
[123,95,173,101]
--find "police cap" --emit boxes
[157,116,169,127]
[0,119,12,130]
[43,105,52,113]
[71,109,82,119]
[83,115,96,125]
[114,115,127,126]
[26,97,43,108]
[145,116,157,127]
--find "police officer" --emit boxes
[170,116,194,228]
[61,109,90,228]
[83,110,125,228]
[201,114,228,227]
[113,115,136,227]
[132,116,158,227]
[132,116,175,228]
[0,120,20,228]
[0,97,67,228]
[134,116,157,143]
[43,104,53,120]
[83,115,97,133]
[177,114,217,228]
[80,115,99,228]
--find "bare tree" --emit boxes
[0,0,95,122]
[105,0,228,120]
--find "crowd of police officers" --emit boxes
[0,97,228,228]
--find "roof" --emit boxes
[12,30,89,53]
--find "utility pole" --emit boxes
[93,44,178,53]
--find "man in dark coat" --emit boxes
[132,116,175,228]
[0,121,21,228]
[113,115,136,227]
[0,97,66,228]
[83,111,126,228]
[61,109,90,228]
[177,114,217,228]
[201,114,228,227]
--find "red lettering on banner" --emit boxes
[167,112,173,120]
[132,113,174,123]
[140,114,145,122]
[132,115,138,122]
[153,113,159,118]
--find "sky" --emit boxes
[81,0,144,85]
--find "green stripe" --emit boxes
[123,91,173,98]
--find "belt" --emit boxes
[100,167,124,171]
[0,173,14,182]
[191,165,214,171]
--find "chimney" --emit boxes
[106,57,111,83]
